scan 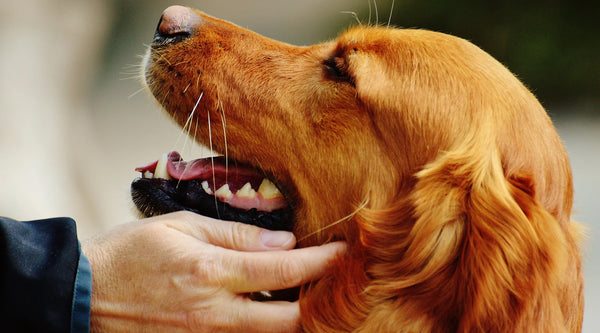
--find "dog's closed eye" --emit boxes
[323,56,353,85]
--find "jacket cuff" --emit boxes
[71,245,92,333]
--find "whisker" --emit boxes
[194,113,201,157]
[123,61,145,70]
[387,0,395,28]
[119,69,145,80]
[174,61,189,67]
[153,48,172,66]
[207,108,221,219]
[374,0,379,26]
[183,83,192,94]
[174,92,203,186]
[121,63,145,71]
[128,86,147,99]
[180,111,194,159]
[368,0,372,25]
[218,96,228,185]
[166,92,204,186]
[341,11,362,26]
[173,92,203,151]
[120,76,144,82]
[298,198,370,242]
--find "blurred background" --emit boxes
[1,0,597,330]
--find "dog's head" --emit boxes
[132,6,582,331]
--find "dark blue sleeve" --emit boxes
[0,216,91,332]
[71,249,92,332]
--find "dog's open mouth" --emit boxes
[131,152,294,231]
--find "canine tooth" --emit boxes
[201,181,213,195]
[236,182,257,198]
[143,171,154,179]
[154,153,172,180]
[215,184,233,199]
[258,179,283,199]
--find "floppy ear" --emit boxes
[379,133,573,331]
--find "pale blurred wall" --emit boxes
[555,115,600,333]
[0,0,112,235]
[1,0,598,331]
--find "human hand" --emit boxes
[82,211,346,332]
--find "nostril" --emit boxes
[153,5,201,45]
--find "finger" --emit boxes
[237,300,301,333]
[223,241,347,293]
[197,300,300,333]
[159,211,296,251]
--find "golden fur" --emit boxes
[145,8,584,332]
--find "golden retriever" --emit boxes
[132,5,584,332]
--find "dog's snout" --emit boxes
[153,5,201,45]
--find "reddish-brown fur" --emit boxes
[145,8,584,332]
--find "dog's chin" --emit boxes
[130,151,295,232]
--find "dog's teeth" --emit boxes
[258,179,283,199]
[154,153,172,180]
[143,171,154,179]
[215,184,234,199]
[201,181,213,195]
[236,182,257,198]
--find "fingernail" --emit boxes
[260,230,294,248]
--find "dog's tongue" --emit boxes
[135,152,286,212]
[135,151,260,182]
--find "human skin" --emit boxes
[82,211,346,332]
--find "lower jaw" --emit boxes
[131,177,295,231]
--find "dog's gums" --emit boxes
[131,152,293,231]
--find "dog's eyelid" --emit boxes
[323,56,353,84]
[324,56,342,69]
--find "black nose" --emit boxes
[153,5,201,45]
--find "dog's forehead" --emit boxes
[336,27,476,60]
[336,27,424,49]
[335,27,394,52]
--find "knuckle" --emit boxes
[185,311,205,331]
[212,221,262,251]
[169,210,196,223]
[277,258,305,288]
[228,222,256,247]
[186,302,241,332]
[186,310,224,331]
[191,255,222,283]
[192,253,240,291]
[137,222,167,243]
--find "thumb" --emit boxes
[160,211,296,251]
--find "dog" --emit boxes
[132,5,584,332]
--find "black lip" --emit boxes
[131,177,294,231]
